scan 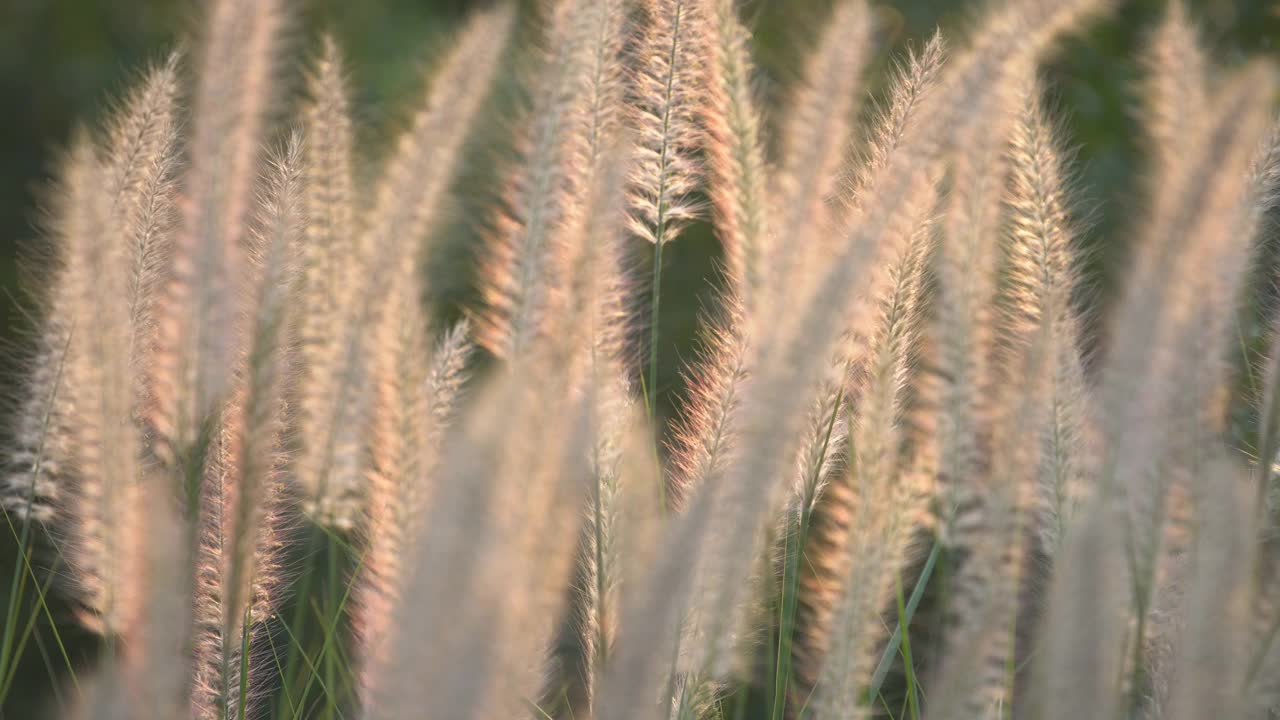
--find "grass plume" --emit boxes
[629,0,710,415]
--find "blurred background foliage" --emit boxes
[0,0,1278,715]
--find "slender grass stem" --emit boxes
[1126,603,1149,717]
[324,535,339,720]
[237,605,252,720]
[645,2,686,510]
[265,615,298,716]
[0,526,76,704]
[896,570,921,720]
[770,513,796,719]
[0,330,71,689]
[649,234,665,428]
[276,526,323,719]
[646,172,670,515]
[771,386,843,720]
[293,538,363,719]
[866,538,940,701]
[0,553,31,700]
[32,630,65,712]
[0,513,32,684]
[280,611,339,720]
[733,683,749,720]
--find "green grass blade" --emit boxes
[866,537,940,701]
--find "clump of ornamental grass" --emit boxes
[4,0,1280,718]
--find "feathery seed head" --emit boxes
[627,0,710,247]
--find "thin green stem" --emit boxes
[325,536,339,720]
[237,604,252,720]
[32,629,66,713]
[0,330,71,688]
[0,553,32,699]
[265,615,298,717]
[0,523,76,705]
[1126,605,1149,717]
[771,388,843,720]
[649,237,665,424]
[646,0,686,513]
[896,572,921,720]
[281,611,339,720]
[866,538,941,701]
[293,537,363,719]
[276,526,323,720]
[770,513,798,720]
[733,683,749,720]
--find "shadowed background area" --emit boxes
[0,0,1277,716]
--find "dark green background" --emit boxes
[0,0,1277,716]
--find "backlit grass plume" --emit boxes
[190,133,300,720]
[629,0,710,411]
[703,0,771,307]
[10,0,1280,718]
[1003,82,1092,553]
